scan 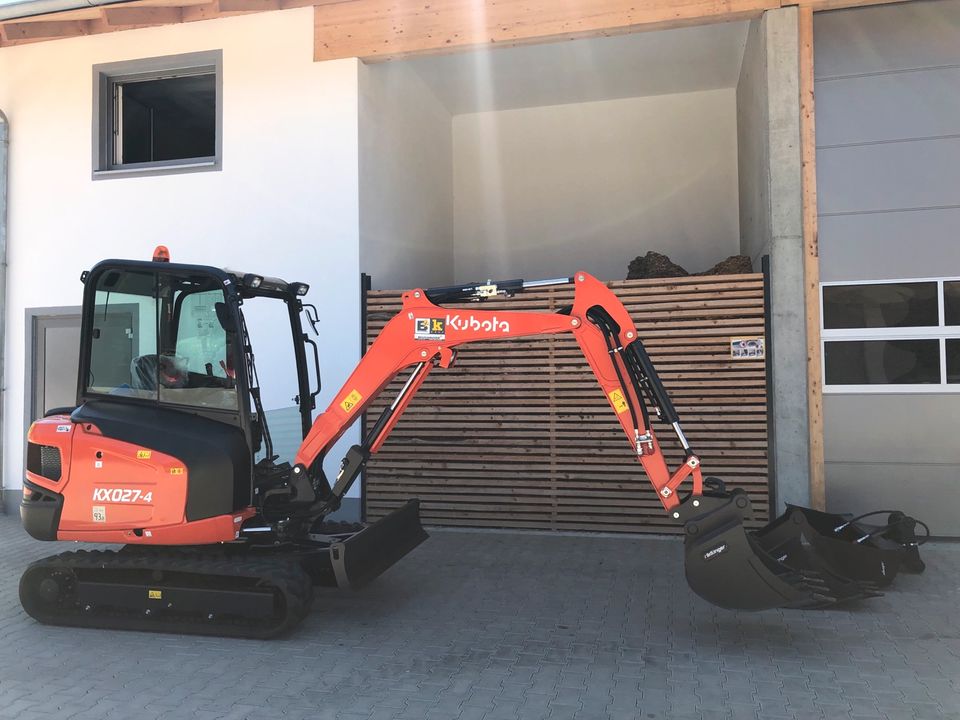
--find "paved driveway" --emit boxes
[0,515,957,720]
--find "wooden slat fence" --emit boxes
[363,274,770,534]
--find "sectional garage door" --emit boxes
[363,274,771,534]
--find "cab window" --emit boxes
[87,268,238,411]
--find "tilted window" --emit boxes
[93,51,222,178]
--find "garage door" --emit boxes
[363,273,770,534]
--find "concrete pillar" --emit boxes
[736,7,811,512]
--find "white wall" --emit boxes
[0,9,363,493]
[452,89,741,282]
[359,62,454,289]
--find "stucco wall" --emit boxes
[815,0,960,534]
[0,9,363,497]
[359,61,455,290]
[451,88,741,283]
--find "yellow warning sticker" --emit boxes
[169,467,185,475]
[608,388,629,414]
[148,589,162,600]
[340,389,363,413]
[136,450,152,459]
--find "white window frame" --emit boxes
[821,276,960,394]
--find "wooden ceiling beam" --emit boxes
[313,0,780,62]
[0,0,922,51]
[101,6,183,25]
[1,19,88,40]
[215,0,280,12]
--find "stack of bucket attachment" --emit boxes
[680,479,928,611]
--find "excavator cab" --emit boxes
[20,253,427,636]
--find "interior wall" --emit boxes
[359,61,454,290]
[0,9,363,505]
[451,89,741,283]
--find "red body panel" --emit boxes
[26,415,253,544]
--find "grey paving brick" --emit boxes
[0,518,954,720]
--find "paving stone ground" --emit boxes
[0,514,957,720]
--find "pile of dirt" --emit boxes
[698,255,754,276]
[626,252,689,279]
[626,252,753,279]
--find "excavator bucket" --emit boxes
[682,488,927,610]
[682,490,878,610]
[754,506,926,588]
[329,499,428,590]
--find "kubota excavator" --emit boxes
[19,249,927,637]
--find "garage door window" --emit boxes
[822,278,960,392]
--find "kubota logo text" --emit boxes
[446,314,510,333]
[93,488,153,504]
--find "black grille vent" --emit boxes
[27,442,62,482]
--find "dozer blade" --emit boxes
[330,498,428,590]
[681,490,850,610]
[758,506,908,588]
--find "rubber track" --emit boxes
[20,548,313,639]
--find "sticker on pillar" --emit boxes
[730,336,765,360]
[414,318,445,341]
[340,389,363,413]
[608,388,629,414]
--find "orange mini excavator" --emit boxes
[19,250,927,637]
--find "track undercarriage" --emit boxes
[20,499,427,638]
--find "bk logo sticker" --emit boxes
[414,317,446,340]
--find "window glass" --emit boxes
[944,281,960,326]
[86,269,237,411]
[158,277,237,411]
[117,74,216,165]
[824,340,941,385]
[823,283,938,329]
[88,270,158,400]
[947,339,960,384]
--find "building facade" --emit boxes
[0,0,956,532]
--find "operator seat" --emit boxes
[131,355,159,391]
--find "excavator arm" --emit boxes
[291,271,702,517]
[287,270,927,613]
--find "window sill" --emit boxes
[825,385,960,395]
[93,159,220,181]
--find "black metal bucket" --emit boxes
[755,506,926,587]
[681,490,928,610]
[681,490,848,610]
[328,499,428,590]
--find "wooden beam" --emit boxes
[101,6,183,25]
[215,0,280,12]
[798,5,824,511]
[788,0,907,9]
[0,20,87,40]
[314,0,779,62]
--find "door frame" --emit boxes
[17,306,83,513]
